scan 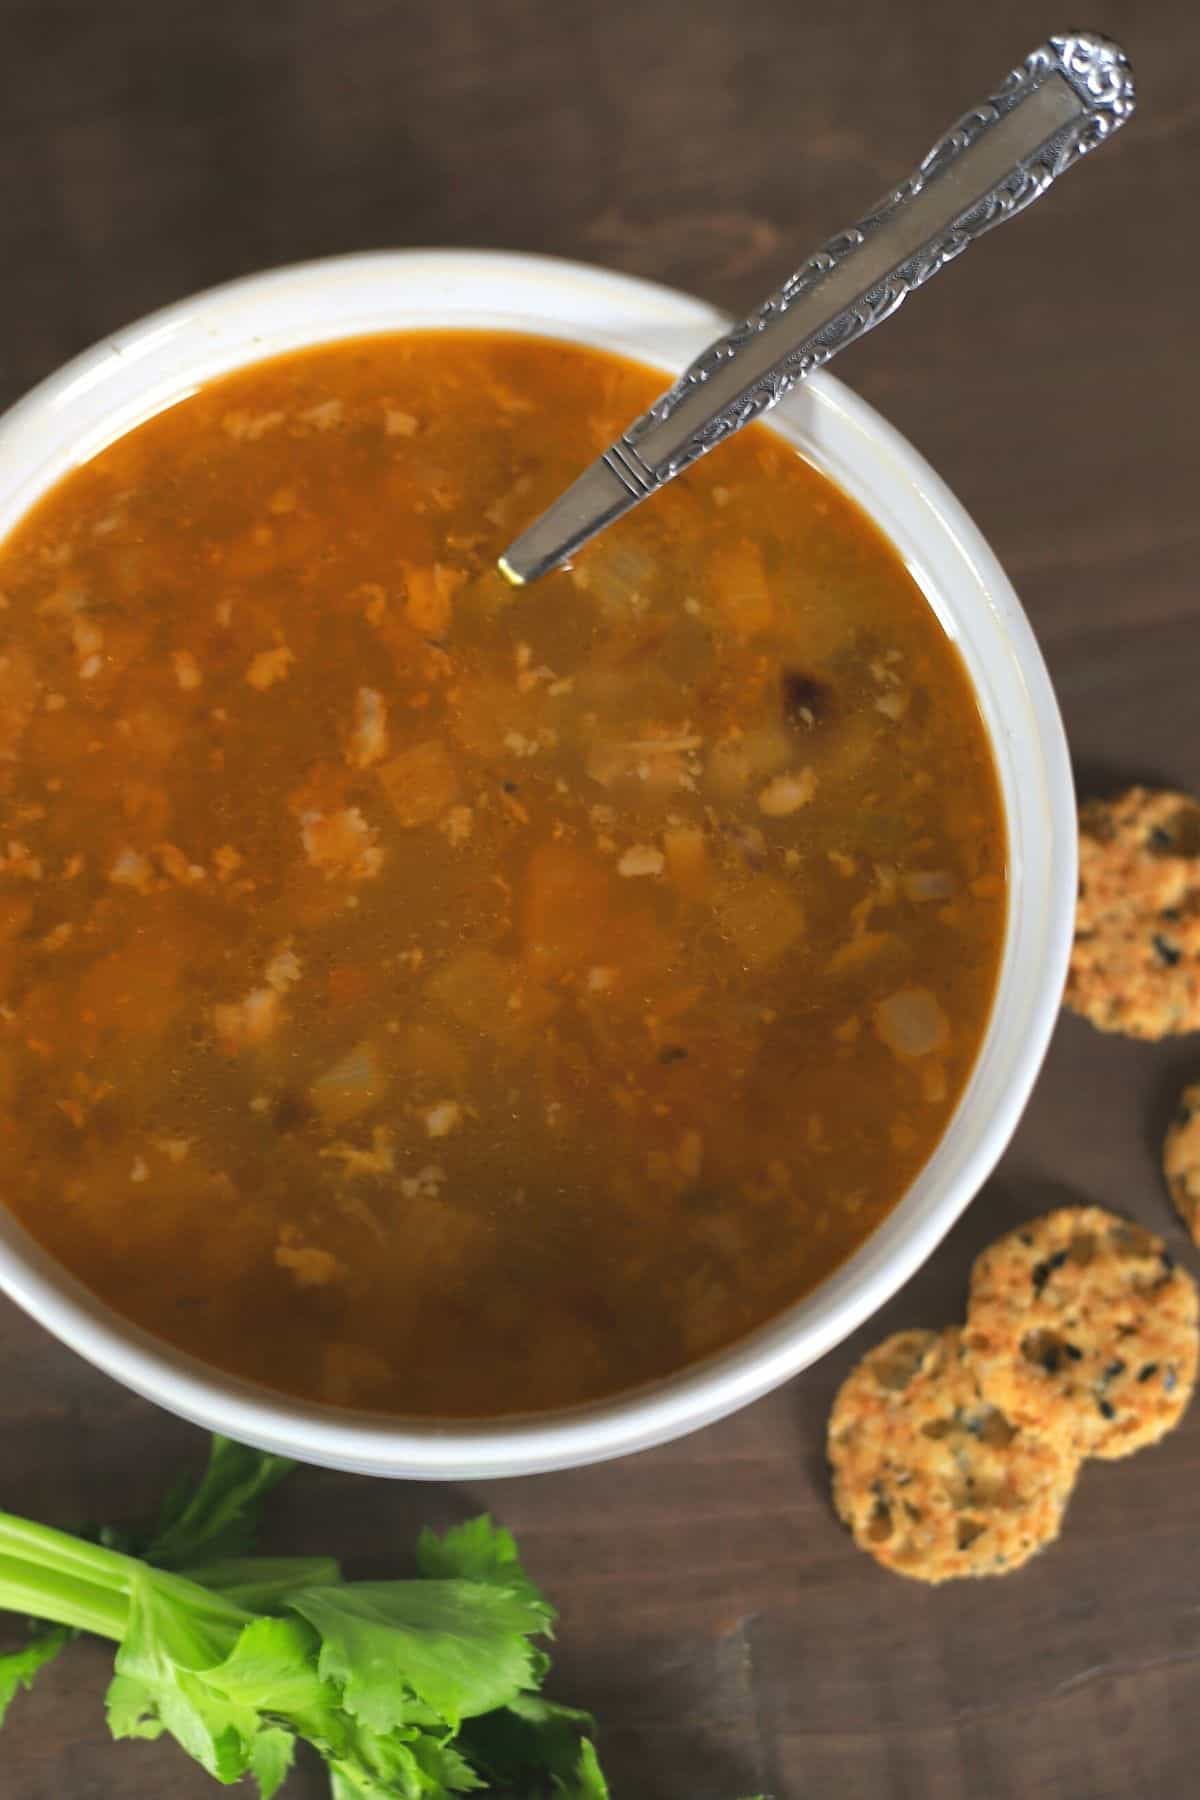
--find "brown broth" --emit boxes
[0,331,1005,1415]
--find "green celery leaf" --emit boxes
[458,1691,595,1786]
[112,1608,331,1791]
[326,1721,484,1800]
[289,1579,549,1731]
[109,1567,259,1780]
[325,1739,426,1800]
[144,1437,296,1569]
[110,1662,252,1785]
[415,1517,552,1621]
[200,1615,341,1747]
[328,1764,390,1800]
[408,1730,487,1793]
[179,1556,341,1611]
[0,1626,69,1726]
[118,1566,252,1676]
[554,1737,610,1799]
[248,1723,296,1800]
[105,1670,166,1741]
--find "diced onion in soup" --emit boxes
[309,1042,383,1125]
[874,988,950,1060]
[902,869,955,903]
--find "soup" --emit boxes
[0,332,1005,1415]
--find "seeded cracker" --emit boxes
[966,1206,1198,1459]
[827,1327,1079,1582]
[1164,1082,1200,1246]
[1066,787,1200,1038]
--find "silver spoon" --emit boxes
[500,30,1134,586]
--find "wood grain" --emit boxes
[2,3,1198,1795]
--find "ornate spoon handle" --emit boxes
[501,30,1134,585]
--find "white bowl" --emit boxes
[0,251,1075,1477]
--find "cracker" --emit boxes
[1164,1081,1200,1247]
[827,1326,1079,1583]
[1066,786,1200,1038]
[966,1206,1198,1459]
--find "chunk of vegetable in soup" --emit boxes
[0,333,1005,1415]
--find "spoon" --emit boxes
[500,30,1134,586]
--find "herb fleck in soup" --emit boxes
[0,332,1005,1414]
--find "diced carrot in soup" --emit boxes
[376,739,459,828]
[521,844,614,977]
[663,826,709,898]
[708,539,775,637]
[308,1042,385,1126]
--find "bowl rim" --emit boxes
[0,248,1076,1476]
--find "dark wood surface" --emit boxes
[2,4,1198,1796]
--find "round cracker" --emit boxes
[827,1326,1078,1583]
[1066,786,1200,1039]
[966,1206,1198,1460]
[1164,1082,1200,1247]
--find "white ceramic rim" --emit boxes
[0,250,1076,1477]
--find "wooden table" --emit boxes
[2,4,1197,1795]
